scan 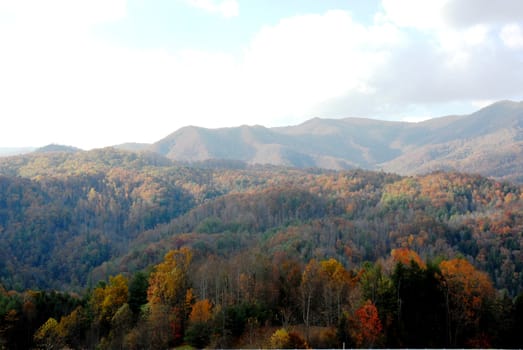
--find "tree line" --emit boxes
[2,247,522,349]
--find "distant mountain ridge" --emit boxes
[4,100,522,182]
[33,144,82,154]
[147,100,523,182]
[0,147,35,156]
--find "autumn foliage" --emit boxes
[351,300,383,348]
[0,153,522,348]
[391,248,426,269]
[439,258,495,346]
[0,246,519,348]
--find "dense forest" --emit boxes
[1,148,523,348]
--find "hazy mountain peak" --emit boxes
[149,100,523,182]
[33,144,82,154]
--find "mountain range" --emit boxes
[5,100,523,182]
[144,100,523,183]
[1,102,523,349]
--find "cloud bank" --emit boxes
[0,0,521,148]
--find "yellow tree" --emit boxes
[269,328,308,349]
[270,328,290,349]
[319,258,351,326]
[90,274,129,345]
[33,317,60,350]
[189,299,213,324]
[147,248,193,346]
[55,306,88,349]
[91,274,129,324]
[147,248,192,306]
[439,258,495,346]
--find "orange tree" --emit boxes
[439,258,495,347]
[350,300,383,348]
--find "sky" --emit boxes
[1,0,523,149]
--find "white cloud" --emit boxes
[0,0,130,148]
[183,0,239,18]
[0,0,126,28]
[372,0,521,100]
[500,23,523,49]
[0,40,241,148]
[379,0,449,29]
[0,1,522,149]
[0,1,242,148]
[237,10,402,124]
[0,8,403,147]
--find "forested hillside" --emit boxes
[1,148,523,348]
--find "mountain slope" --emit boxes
[152,100,523,182]
[2,149,523,298]
[152,119,406,169]
[382,101,523,182]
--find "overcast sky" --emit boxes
[1,0,523,149]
